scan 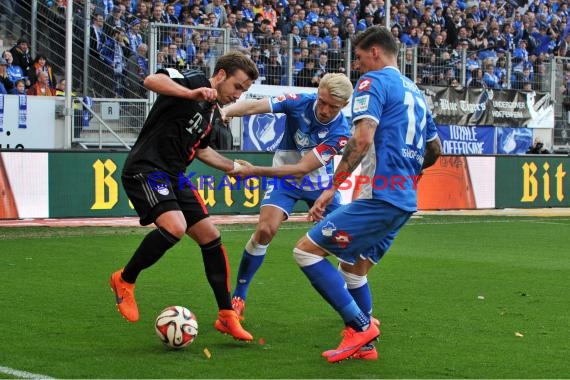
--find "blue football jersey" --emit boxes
[268,93,351,190]
[351,66,438,211]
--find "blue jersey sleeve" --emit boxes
[269,93,303,114]
[352,76,384,126]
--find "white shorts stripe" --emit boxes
[136,173,158,206]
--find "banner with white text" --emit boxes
[437,125,495,154]
[420,86,554,128]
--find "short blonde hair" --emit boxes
[318,73,353,102]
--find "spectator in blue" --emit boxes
[330,0,344,14]
[127,18,143,56]
[295,12,308,31]
[324,26,343,48]
[275,2,289,31]
[533,27,560,56]
[409,0,423,20]
[173,0,190,19]
[0,58,14,94]
[11,79,26,95]
[494,54,507,87]
[357,12,375,32]
[241,0,255,23]
[512,62,534,90]
[244,21,258,48]
[104,6,127,38]
[434,6,446,27]
[185,5,203,26]
[307,24,325,46]
[250,46,267,82]
[306,2,320,25]
[291,48,304,78]
[321,3,341,25]
[100,26,128,97]
[400,26,421,46]
[513,38,530,68]
[482,60,501,89]
[281,13,297,35]
[2,51,26,87]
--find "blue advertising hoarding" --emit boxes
[436,125,495,154]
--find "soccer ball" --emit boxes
[154,306,198,349]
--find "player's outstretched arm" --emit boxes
[143,73,217,102]
[229,151,322,178]
[195,146,236,173]
[221,98,271,119]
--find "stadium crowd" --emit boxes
[3,0,570,98]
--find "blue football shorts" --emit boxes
[306,198,413,264]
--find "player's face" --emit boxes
[315,88,347,123]
[354,46,381,75]
[216,69,253,105]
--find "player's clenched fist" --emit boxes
[189,87,218,102]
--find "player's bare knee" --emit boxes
[295,235,313,251]
[256,223,278,243]
[186,219,220,245]
[161,223,186,240]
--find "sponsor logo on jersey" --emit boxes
[186,113,204,134]
[317,128,329,139]
[272,94,287,103]
[338,136,349,147]
[321,221,337,237]
[333,230,352,248]
[294,129,311,148]
[353,95,370,113]
[357,78,372,91]
[287,93,298,100]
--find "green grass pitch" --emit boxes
[0,215,569,378]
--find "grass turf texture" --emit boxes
[0,215,569,378]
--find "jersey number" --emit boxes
[404,91,427,149]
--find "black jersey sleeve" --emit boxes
[155,68,211,91]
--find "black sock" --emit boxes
[122,228,180,284]
[200,237,232,310]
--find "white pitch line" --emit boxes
[0,366,54,379]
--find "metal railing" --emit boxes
[71,97,149,149]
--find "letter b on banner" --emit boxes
[92,159,118,209]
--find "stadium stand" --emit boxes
[0,0,569,151]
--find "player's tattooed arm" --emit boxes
[332,118,377,188]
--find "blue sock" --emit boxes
[349,283,372,317]
[233,250,265,299]
[301,259,369,330]
[233,236,269,300]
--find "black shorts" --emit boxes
[121,171,209,227]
